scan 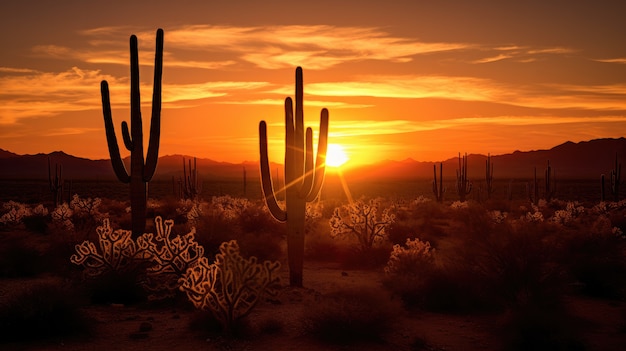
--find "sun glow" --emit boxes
[326,143,349,168]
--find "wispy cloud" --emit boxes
[301,75,626,111]
[592,57,626,64]
[41,127,100,137]
[327,116,626,138]
[472,45,576,64]
[219,98,372,109]
[74,25,469,70]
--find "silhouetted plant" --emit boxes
[329,198,395,253]
[432,162,446,202]
[181,157,202,200]
[544,160,556,201]
[486,153,495,199]
[455,152,472,202]
[179,240,281,334]
[258,66,329,287]
[384,237,435,276]
[611,152,622,201]
[48,156,64,207]
[527,167,539,204]
[143,216,204,299]
[100,28,163,236]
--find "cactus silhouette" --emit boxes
[544,160,556,201]
[485,153,495,199]
[610,152,621,201]
[259,67,329,287]
[100,28,163,236]
[181,157,201,200]
[456,152,472,202]
[432,163,445,202]
[48,156,63,207]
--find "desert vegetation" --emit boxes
[2,191,626,350]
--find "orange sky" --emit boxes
[1,0,626,167]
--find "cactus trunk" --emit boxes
[100,28,163,236]
[259,67,329,287]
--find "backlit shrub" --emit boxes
[179,240,281,334]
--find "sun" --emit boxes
[326,143,349,168]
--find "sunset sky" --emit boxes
[1,0,625,166]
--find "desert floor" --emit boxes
[2,261,625,351]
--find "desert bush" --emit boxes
[0,232,46,277]
[179,240,281,335]
[71,216,204,301]
[329,198,396,253]
[302,287,401,345]
[385,238,435,276]
[563,215,626,299]
[0,281,92,342]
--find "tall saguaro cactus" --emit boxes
[100,28,164,236]
[259,67,329,287]
[48,156,63,207]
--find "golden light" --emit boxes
[326,143,349,168]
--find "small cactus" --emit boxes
[610,153,621,201]
[48,156,63,207]
[100,28,163,236]
[485,153,495,199]
[432,163,445,202]
[456,153,472,202]
[544,160,556,201]
[181,157,201,200]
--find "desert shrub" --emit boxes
[329,198,396,253]
[179,240,281,335]
[0,232,46,277]
[71,216,204,301]
[385,238,435,276]
[302,287,401,345]
[0,281,92,342]
[339,243,393,269]
[563,215,626,299]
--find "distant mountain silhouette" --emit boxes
[0,137,624,181]
[343,137,626,180]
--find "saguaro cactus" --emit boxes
[544,160,556,201]
[610,152,621,201]
[100,28,164,236]
[181,157,202,200]
[456,152,472,202]
[259,67,329,287]
[485,153,495,199]
[432,163,445,202]
[48,156,63,207]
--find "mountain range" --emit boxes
[0,138,624,182]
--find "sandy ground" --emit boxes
[2,262,625,351]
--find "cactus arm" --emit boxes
[259,121,287,222]
[100,81,130,183]
[284,97,296,189]
[121,121,133,151]
[144,28,164,181]
[305,108,328,202]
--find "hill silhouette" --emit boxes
[0,138,624,181]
